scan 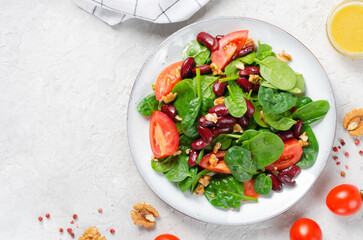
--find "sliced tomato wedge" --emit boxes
[265,138,303,170]
[149,111,179,158]
[211,30,249,70]
[198,151,231,174]
[154,61,183,100]
[243,180,260,198]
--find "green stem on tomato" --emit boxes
[196,68,202,98]
[218,75,240,82]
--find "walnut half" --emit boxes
[79,227,106,240]
[131,202,159,228]
[343,109,363,136]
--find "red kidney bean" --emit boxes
[161,104,177,119]
[215,35,224,41]
[277,172,296,186]
[252,83,260,92]
[180,57,195,79]
[213,78,228,97]
[276,131,295,141]
[250,152,254,158]
[191,138,210,150]
[244,98,255,118]
[238,45,254,57]
[188,150,199,166]
[237,77,253,92]
[199,116,215,128]
[197,126,213,143]
[290,107,298,113]
[197,32,219,51]
[192,65,212,75]
[280,165,301,178]
[216,116,236,128]
[237,116,249,128]
[239,66,260,77]
[267,173,282,191]
[208,104,229,116]
[292,119,303,138]
[231,51,239,61]
[211,126,232,137]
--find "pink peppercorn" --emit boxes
[59,228,63,233]
[98,208,103,213]
[355,139,360,145]
[67,228,72,233]
[110,229,115,234]
[359,150,363,155]
[73,214,78,220]
[45,213,50,218]
[344,152,349,157]
[333,147,338,152]
[38,217,43,221]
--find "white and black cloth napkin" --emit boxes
[73,0,209,25]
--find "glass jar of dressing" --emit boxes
[326,0,363,58]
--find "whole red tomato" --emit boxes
[290,218,322,240]
[155,234,180,240]
[326,184,362,216]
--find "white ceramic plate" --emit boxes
[127,17,336,225]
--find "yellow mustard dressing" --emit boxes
[330,3,363,53]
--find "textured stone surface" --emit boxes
[0,0,362,239]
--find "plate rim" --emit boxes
[126,16,337,225]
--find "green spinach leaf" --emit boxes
[291,100,330,123]
[225,82,247,118]
[204,175,257,208]
[190,169,209,194]
[179,134,196,147]
[151,155,176,173]
[182,98,202,137]
[238,129,261,142]
[263,109,296,131]
[287,73,305,94]
[192,75,219,99]
[164,155,191,182]
[242,132,284,169]
[255,56,297,90]
[182,40,211,66]
[224,52,257,76]
[258,86,297,114]
[205,134,232,151]
[172,81,197,118]
[294,96,313,108]
[253,173,272,195]
[297,125,319,168]
[200,98,214,116]
[256,42,275,60]
[177,166,198,192]
[137,93,159,116]
[253,104,269,128]
[224,146,257,182]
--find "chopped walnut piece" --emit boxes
[276,50,292,62]
[205,113,218,123]
[199,175,211,187]
[195,183,205,195]
[248,74,261,84]
[162,92,177,104]
[298,139,309,147]
[131,202,159,228]
[236,62,245,70]
[211,193,215,198]
[260,111,268,125]
[343,109,363,136]
[245,38,257,50]
[185,149,191,155]
[174,115,182,121]
[210,63,224,75]
[79,227,106,240]
[209,153,219,166]
[299,132,309,142]
[213,142,222,154]
[233,123,244,133]
[172,150,182,156]
[214,96,225,105]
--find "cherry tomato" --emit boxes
[211,30,248,70]
[243,180,260,198]
[290,218,322,240]
[265,139,303,170]
[326,184,362,216]
[198,151,231,174]
[155,234,180,240]
[154,61,183,100]
[149,111,179,158]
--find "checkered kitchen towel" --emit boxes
[74,0,210,25]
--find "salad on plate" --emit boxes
[136,30,330,209]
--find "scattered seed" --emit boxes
[345,152,349,157]
[59,228,63,233]
[336,161,341,165]
[38,217,43,221]
[45,213,50,218]
[333,156,338,161]
[110,229,115,234]
[73,214,78,220]
[345,165,349,170]
[67,228,72,233]
[70,220,74,224]
[70,232,75,238]
[340,139,345,146]
[340,171,345,177]
[355,139,360,145]
[359,150,363,156]
[338,146,341,149]
[333,147,338,152]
